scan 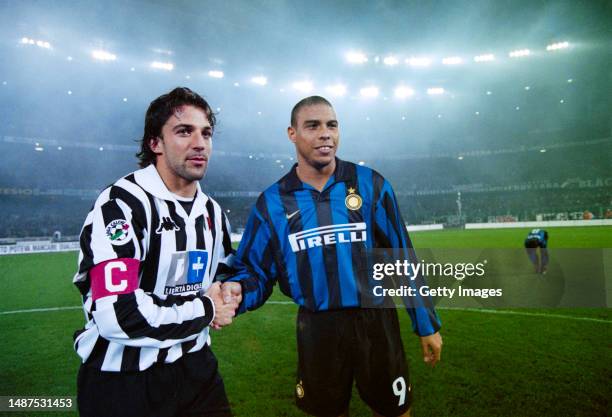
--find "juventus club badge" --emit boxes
[345,187,362,211]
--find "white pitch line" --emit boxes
[437,307,612,323]
[0,306,82,315]
[0,303,609,324]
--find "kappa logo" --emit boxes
[288,222,367,252]
[105,219,131,245]
[156,216,180,234]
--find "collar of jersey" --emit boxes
[280,157,352,193]
[134,164,208,219]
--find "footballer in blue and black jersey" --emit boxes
[226,96,442,417]
[524,228,549,274]
[231,157,440,336]
[525,228,548,248]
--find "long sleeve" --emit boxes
[227,206,278,313]
[374,179,441,336]
[74,196,215,348]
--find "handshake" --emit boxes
[204,282,243,330]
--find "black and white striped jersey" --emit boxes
[72,164,234,372]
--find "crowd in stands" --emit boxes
[0,142,609,237]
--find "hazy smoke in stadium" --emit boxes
[0,0,610,236]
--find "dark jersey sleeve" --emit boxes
[374,179,442,336]
[227,205,278,313]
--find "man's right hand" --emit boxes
[204,282,238,330]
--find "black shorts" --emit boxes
[77,345,231,417]
[524,238,545,248]
[295,307,411,417]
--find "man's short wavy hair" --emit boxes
[136,87,216,168]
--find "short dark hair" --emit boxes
[290,96,333,128]
[136,87,216,168]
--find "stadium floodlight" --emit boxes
[509,49,530,58]
[21,37,51,49]
[383,55,399,66]
[208,70,224,78]
[406,57,431,67]
[442,56,462,65]
[345,51,368,64]
[567,78,573,83]
[92,50,117,61]
[427,87,444,95]
[325,84,347,97]
[394,86,415,99]
[546,41,569,51]
[359,86,379,98]
[358,161,365,166]
[292,81,314,93]
[35,146,44,152]
[150,61,174,71]
[524,86,530,91]
[474,54,495,62]
[251,76,267,86]
[540,149,546,153]
[457,156,464,160]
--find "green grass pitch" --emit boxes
[0,226,610,416]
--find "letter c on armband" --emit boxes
[90,258,140,300]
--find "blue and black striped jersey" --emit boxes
[229,158,441,336]
[526,229,548,247]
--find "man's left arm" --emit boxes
[375,178,442,366]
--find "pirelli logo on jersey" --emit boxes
[288,223,367,253]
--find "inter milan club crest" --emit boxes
[296,380,305,399]
[344,187,362,211]
[105,219,131,245]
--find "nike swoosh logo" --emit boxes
[286,210,300,220]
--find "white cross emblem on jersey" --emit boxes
[192,256,205,278]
